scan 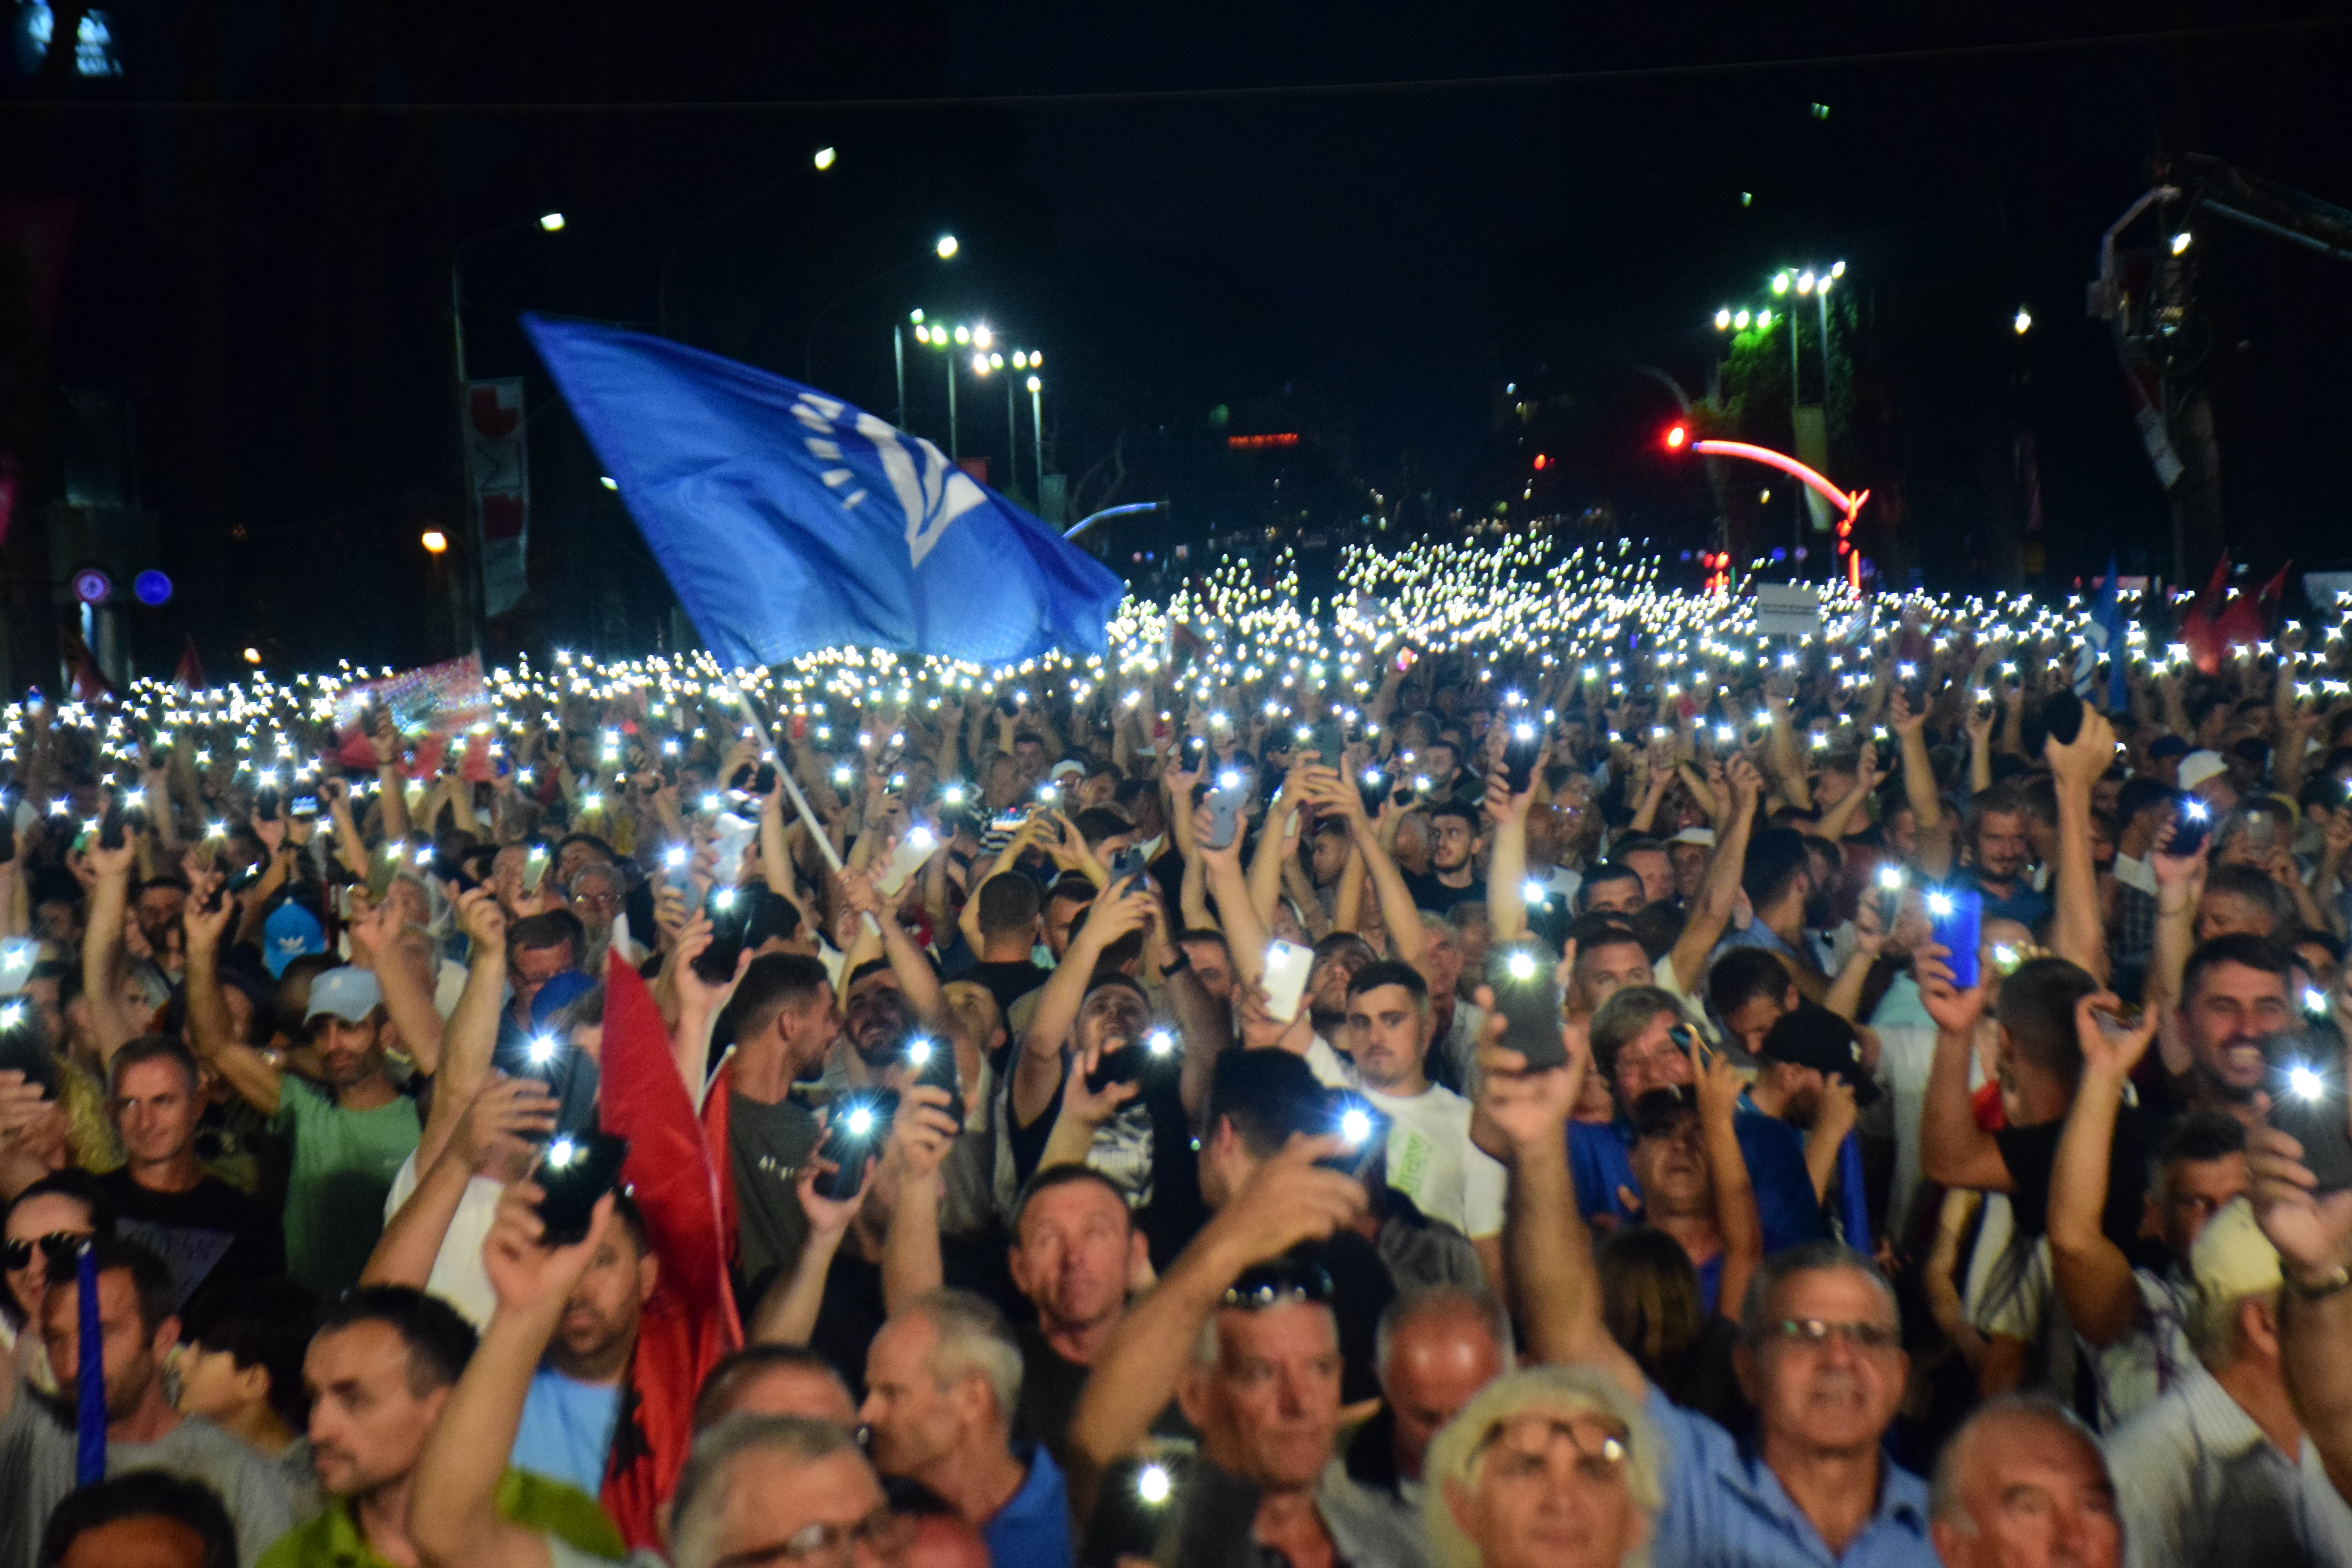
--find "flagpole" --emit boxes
[735,690,879,936]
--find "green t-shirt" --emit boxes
[256,1467,624,1568]
[271,1077,421,1296]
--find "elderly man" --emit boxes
[861,1289,1072,1568]
[1928,1396,2122,1568]
[1069,1128,1429,1568]
[1481,1020,1937,1566]
[1005,1166,1149,1468]
[1347,1287,1514,1515]
[1421,1365,1662,1568]
[2103,1199,2352,1566]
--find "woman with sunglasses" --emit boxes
[0,1169,112,1408]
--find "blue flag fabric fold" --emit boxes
[521,316,1125,666]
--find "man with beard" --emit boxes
[1402,803,1485,917]
[1004,1166,1149,1469]
[1959,786,2051,932]
[2157,934,2294,1129]
[0,1237,293,1568]
[1747,1006,1871,1210]
[1717,828,1834,1002]
[1008,879,1206,1266]
[505,1194,659,1497]
[181,943,420,1297]
[705,954,837,1305]
[258,1285,621,1568]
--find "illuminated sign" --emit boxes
[1227,433,1300,450]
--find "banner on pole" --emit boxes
[466,378,530,617]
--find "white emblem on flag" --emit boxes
[791,392,985,568]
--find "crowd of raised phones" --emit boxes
[7,608,2352,1568]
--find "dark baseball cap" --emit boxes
[1628,1085,1699,1142]
[1758,1003,1880,1106]
[2147,735,2190,762]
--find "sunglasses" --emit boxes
[1221,1258,1334,1311]
[2,1232,90,1272]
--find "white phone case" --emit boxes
[1263,939,1314,1023]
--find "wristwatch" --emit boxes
[2289,1262,2352,1302]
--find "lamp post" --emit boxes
[450,210,564,655]
[1027,372,1044,499]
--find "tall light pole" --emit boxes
[1027,373,1044,498]
[451,209,564,655]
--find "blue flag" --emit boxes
[522,316,1125,666]
[75,1242,104,1484]
[2081,552,2129,711]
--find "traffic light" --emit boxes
[1532,454,1548,470]
[1664,423,1689,451]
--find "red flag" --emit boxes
[2180,556,2234,673]
[172,636,205,693]
[62,627,114,705]
[593,952,740,1547]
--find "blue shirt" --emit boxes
[1570,1108,1827,1254]
[1960,868,2050,931]
[984,1442,1074,1568]
[1646,1385,1936,1567]
[512,1367,623,1498]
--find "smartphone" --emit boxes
[905,1034,964,1125]
[1087,1025,1180,1093]
[430,844,481,894]
[0,809,13,866]
[813,1091,899,1200]
[2267,1033,2352,1193]
[1307,717,1347,766]
[1108,846,1147,890]
[1316,1094,1390,1176]
[1873,865,1905,932]
[2242,809,2279,854]
[1501,719,1543,794]
[989,810,1027,836]
[2040,690,2085,749]
[708,810,758,880]
[96,800,128,852]
[1262,939,1314,1023]
[995,691,1022,718]
[290,795,320,819]
[521,845,550,895]
[1204,770,1248,852]
[1487,941,1566,1069]
[534,1132,630,1247]
[1357,763,1390,817]
[1036,782,1062,809]
[693,884,750,983]
[1926,886,1984,991]
[1179,733,1209,772]
[0,1007,59,1098]
[254,786,281,823]
[2171,796,2213,858]
[662,844,695,893]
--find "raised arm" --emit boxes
[2045,706,2115,980]
[80,837,143,1069]
[412,890,511,1176]
[878,1085,958,1310]
[372,714,413,843]
[1306,769,1424,967]
[749,1152,869,1348]
[348,902,446,1077]
[364,1076,556,1290]
[1692,1031,1766,1322]
[1916,951,2011,1192]
[1011,882,1157,1131]
[1665,756,1762,989]
[409,1183,617,1568]
[1891,693,1954,880]
[2146,829,2208,1080]
[1471,1008,1645,1397]
[183,885,283,1115]
[2250,1116,2352,1501]
[1065,1135,1363,1521]
[2048,995,2158,1348]
[1485,766,1535,944]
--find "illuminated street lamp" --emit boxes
[813,146,837,171]
[421,530,449,554]
[936,233,959,260]
[2013,307,2034,335]
[537,212,565,232]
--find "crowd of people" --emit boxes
[5,539,2352,1568]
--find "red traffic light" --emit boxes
[1664,424,1689,451]
[1532,454,1549,470]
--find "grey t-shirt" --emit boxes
[0,1396,296,1568]
[731,1091,823,1302]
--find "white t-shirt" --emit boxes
[1306,1034,1361,1089]
[383,1149,505,1328]
[1362,1080,1506,1238]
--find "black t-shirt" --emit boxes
[1014,1320,1091,1471]
[967,960,1052,1020]
[729,1092,824,1305]
[1400,867,1479,916]
[95,1168,285,1306]
[1006,1056,1204,1272]
[808,1232,1020,1397]
[1295,1232,1394,1407]
[1994,1100,2168,1269]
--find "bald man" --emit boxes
[1929,1396,2123,1568]
[1346,1287,1514,1514]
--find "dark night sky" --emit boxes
[4,0,2351,679]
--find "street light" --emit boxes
[1771,272,1791,295]
[1027,373,1044,501]
[421,530,448,554]
[813,146,837,171]
[2014,307,2034,335]
[537,211,565,232]
[936,234,959,260]
[2170,231,2192,255]
[1714,308,1733,330]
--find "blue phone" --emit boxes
[1926,886,1983,990]
[1205,770,1248,851]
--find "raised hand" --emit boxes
[453,1075,561,1177]
[1916,945,1988,1038]
[1214,1133,1368,1263]
[2073,991,2158,1081]
[887,1083,961,1182]
[481,1178,613,1319]
[1061,1041,1143,1129]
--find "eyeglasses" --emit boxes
[711,1506,913,1568]
[1474,1414,1632,1484]
[1221,1258,1334,1310]
[2,1232,90,1272]
[1760,1318,1900,1353]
